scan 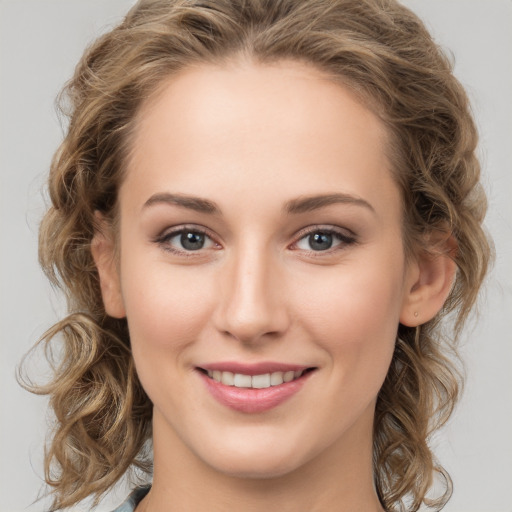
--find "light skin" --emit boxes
[92,60,456,512]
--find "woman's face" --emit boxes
[102,60,419,478]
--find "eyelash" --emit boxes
[154,225,218,257]
[291,226,357,255]
[154,225,357,257]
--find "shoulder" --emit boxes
[109,486,151,512]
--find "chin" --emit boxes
[208,453,304,480]
[194,431,314,480]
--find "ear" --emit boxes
[90,213,126,319]
[400,235,457,327]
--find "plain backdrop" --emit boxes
[1,1,511,511]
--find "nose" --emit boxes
[213,244,290,344]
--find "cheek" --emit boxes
[299,267,402,335]
[293,257,404,376]
[119,254,217,354]
[119,257,221,410]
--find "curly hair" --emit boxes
[25,0,491,510]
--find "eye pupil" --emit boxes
[309,232,333,251]
[181,231,205,250]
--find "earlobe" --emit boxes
[400,236,457,327]
[90,215,126,319]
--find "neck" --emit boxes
[138,404,384,512]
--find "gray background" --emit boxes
[1,1,511,511]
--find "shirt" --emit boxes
[110,486,151,512]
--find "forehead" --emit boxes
[123,59,399,221]
[133,59,388,152]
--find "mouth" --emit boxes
[197,367,315,389]
[196,363,317,413]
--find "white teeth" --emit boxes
[252,373,271,389]
[270,372,284,386]
[283,371,295,383]
[221,371,234,386]
[206,369,306,389]
[234,373,252,388]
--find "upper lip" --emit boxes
[197,361,314,376]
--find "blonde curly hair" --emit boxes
[25,0,491,510]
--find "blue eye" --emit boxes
[295,229,355,252]
[307,232,334,251]
[157,228,216,253]
[178,231,206,250]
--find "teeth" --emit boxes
[221,371,234,386]
[252,373,271,389]
[234,373,252,388]
[206,369,305,389]
[270,372,284,386]
[283,371,295,382]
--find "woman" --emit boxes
[27,0,491,510]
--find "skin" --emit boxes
[92,60,456,512]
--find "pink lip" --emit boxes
[198,361,310,376]
[197,363,315,414]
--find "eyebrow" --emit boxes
[143,193,220,214]
[284,193,375,215]
[142,192,375,216]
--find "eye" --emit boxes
[156,227,217,253]
[294,228,356,252]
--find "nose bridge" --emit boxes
[215,238,288,343]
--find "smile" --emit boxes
[205,369,305,389]
[197,363,316,413]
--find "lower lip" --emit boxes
[199,371,312,414]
